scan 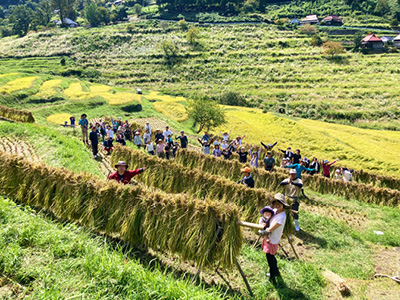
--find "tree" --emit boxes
[36,1,53,26]
[9,5,34,37]
[186,27,200,45]
[98,7,110,25]
[160,39,179,58]
[133,3,142,15]
[219,91,247,106]
[311,33,323,46]
[178,19,188,30]
[353,31,363,51]
[51,0,76,27]
[374,0,390,16]
[322,41,345,57]
[299,24,318,35]
[186,98,226,133]
[85,3,100,27]
[0,6,5,19]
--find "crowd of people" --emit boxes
[71,113,358,285]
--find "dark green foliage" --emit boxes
[219,91,247,106]
[9,5,34,36]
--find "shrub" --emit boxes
[299,24,318,36]
[159,39,179,58]
[186,27,200,45]
[322,41,345,57]
[177,19,188,30]
[219,91,247,106]
[311,34,323,46]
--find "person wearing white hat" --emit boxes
[145,121,152,134]
[280,169,303,231]
[334,169,342,180]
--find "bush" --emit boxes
[274,18,289,26]
[186,27,200,45]
[311,34,323,46]
[160,21,168,30]
[133,3,142,15]
[1,27,13,38]
[322,41,345,57]
[178,19,188,30]
[160,39,179,58]
[299,24,318,35]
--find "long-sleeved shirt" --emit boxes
[280,149,293,160]
[212,148,222,157]
[176,135,188,148]
[220,131,231,142]
[134,135,142,145]
[109,169,144,185]
[238,175,255,188]
[285,164,314,179]
[89,131,99,145]
[292,153,301,164]
[322,160,338,177]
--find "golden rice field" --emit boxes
[63,82,142,105]
[46,113,74,125]
[0,76,39,94]
[212,106,400,177]
[143,91,186,102]
[35,79,62,98]
[153,101,188,122]
[0,73,18,78]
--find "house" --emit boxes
[300,15,319,25]
[322,15,343,26]
[290,18,300,25]
[113,0,123,5]
[361,34,384,49]
[381,36,394,44]
[394,34,400,47]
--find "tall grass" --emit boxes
[0,152,243,268]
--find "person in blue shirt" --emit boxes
[78,114,89,144]
[201,131,211,143]
[284,159,315,179]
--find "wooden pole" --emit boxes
[237,220,264,230]
[236,261,254,298]
[287,235,300,260]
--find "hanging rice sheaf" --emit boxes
[0,105,35,123]
[0,152,243,269]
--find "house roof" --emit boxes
[381,36,393,42]
[393,34,400,41]
[361,34,383,43]
[301,15,319,22]
[322,15,343,22]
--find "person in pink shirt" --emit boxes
[321,158,339,178]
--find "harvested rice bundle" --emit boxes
[0,152,243,269]
[0,105,35,123]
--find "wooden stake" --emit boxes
[237,220,264,230]
[236,260,254,298]
[287,235,299,260]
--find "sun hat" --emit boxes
[260,206,275,216]
[272,193,290,208]
[158,139,163,142]
[324,159,329,163]
[336,169,340,173]
[135,131,140,135]
[241,167,252,174]
[181,130,184,133]
[289,169,297,174]
[115,161,128,169]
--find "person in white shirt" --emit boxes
[163,126,173,140]
[146,140,155,155]
[219,130,231,142]
[106,125,114,139]
[342,168,353,182]
[145,122,152,135]
[259,193,288,284]
[143,129,151,145]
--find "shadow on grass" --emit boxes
[296,230,327,248]
[273,277,312,300]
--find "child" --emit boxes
[198,137,214,155]
[258,206,275,243]
[166,134,174,147]
[124,126,132,142]
[133,131,142,149]
[70,116,76,127]
[156,139,165,158]
[172,142,179,158]
[250,148,261,168]
[165,143,171,159]
[103,135,114,155]
[146,140,155,155]
[212,144,222,157]
[334,169,342,180]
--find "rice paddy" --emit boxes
[35,79,63,98]
[0,76,39,94]
[46,113,73,125]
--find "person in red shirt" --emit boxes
[108,161,146,184]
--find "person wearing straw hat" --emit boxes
[280,169,303,231]
[109,161,146,185]
[259,193,289,284]
[237,167,254,188]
